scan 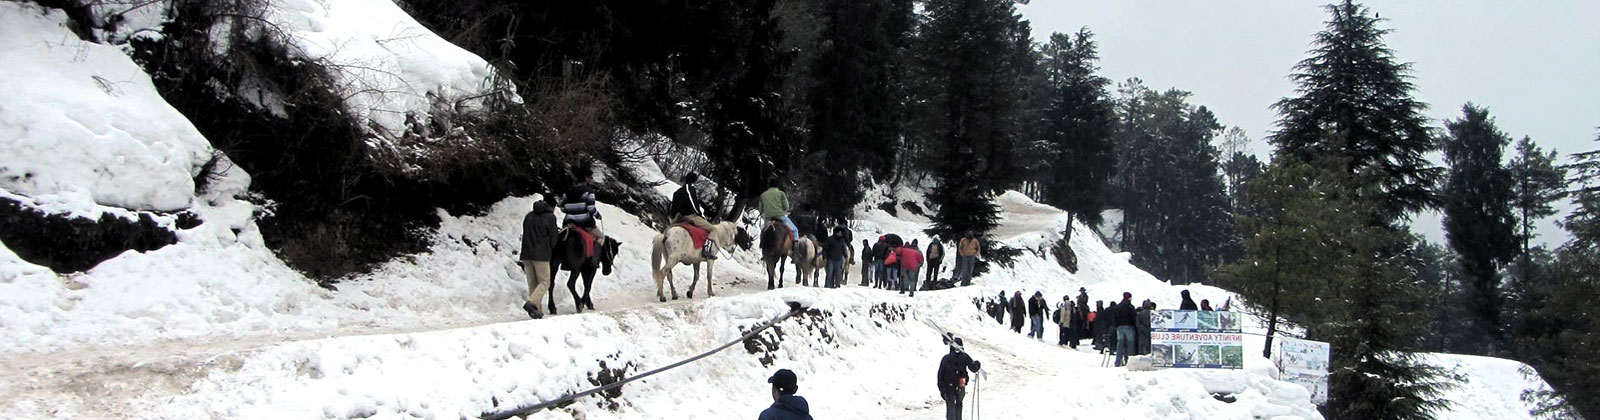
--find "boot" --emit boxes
[522,302,544,320]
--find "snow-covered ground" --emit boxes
[0,2,1559,419]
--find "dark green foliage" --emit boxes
[1223,151,1265,218]
[702,0,797,207]
[1506,137,1567,288]
[1256,2,1448,417]
[1036,29,1117,228]
[797,0,908,220]
[917,0,1034,241]
[1440,103,1518,354]
[1510,134,1600,418]
[1111,83,1235,284]
[1270,0,1440,224]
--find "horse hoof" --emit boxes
[659,296,667,303]
[585,303,596,311]
[687,292,694,299]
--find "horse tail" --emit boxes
[649,230,662,280]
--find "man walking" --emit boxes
[1027,291,1047,340]
[758,369,812,420]
[937,335,983,420]
[925,236,945,283]
[1056,295,1074,346]
[897,239,925,296]
[1113,292,1138,367]
[822,227,848,289]
[519,197,557,319]
[859,239,873,287]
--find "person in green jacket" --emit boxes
[759,178,798,242]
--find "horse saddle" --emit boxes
[565,227,597,259]
[678,223,710,249]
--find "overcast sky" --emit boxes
[1018,0,1600,248]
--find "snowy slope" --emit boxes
[0,2,1561,419]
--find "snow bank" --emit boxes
[0,2,214,213]
[261,0,502,141]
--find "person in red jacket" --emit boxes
[896,239,925,296]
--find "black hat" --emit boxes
[768,369,798,393]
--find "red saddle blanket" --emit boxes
[680,223,709,249]
[572,228,596,258]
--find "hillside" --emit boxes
[0,2,1564,419]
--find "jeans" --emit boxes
[900,266,920,295]
[826,258,843,288]
[885,265,899,289]
[955,256,977,285]
[772,215,798,241]
[1116,326,1135,366]
[1029,314,1044,339]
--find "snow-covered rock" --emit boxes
[0,2,215,213]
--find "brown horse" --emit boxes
[761,222,797,289]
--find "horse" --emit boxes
[760,222,796,289]
[649,220,746,302]
[547,228,621,315]
[792,236,822,287]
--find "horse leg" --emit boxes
[706,261,715,297]
[765,259,776,290]
[687,263,700,299]
[567,270,582,314]
[667,261,680,300]
[582,269,596,310]
[547,260,561,315]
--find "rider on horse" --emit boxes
[759,178,799,243]
[671,172,718,259]
[561,167,607,259]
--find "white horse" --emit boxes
[649,221,743,302]
[794,237,822,287]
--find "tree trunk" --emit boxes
[1263,245,1283,359]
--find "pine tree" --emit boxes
[1506,136,1566,289]
[800,0,906,220]
[700,0,796,214]
[1440,103,1518,354]
[1265,2,1447,417]
[1111,86,1234,284]
[1223,152,1265,216]
[1270,0,1440,224]
[1037,29,1116,228]
[917,0,1033,242]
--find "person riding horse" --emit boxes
[561,167,608,258]
[671,172,718,259]
[759,178,799,244]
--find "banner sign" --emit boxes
[1275,337,1331,405]
[1150,310,1244,369]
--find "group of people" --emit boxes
[984,288,1224,367]
[857,233,984,296]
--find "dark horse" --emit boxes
[546,228,621,315]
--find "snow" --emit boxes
[259,0,503,141]
[0,3,1561,419]
[0,2,215,213]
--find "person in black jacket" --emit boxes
[822,228,848,288]
[925,237,945,283]
[859,239,873,286]
[1008,291,1026,333]
[670,172,718,258]
[937,335,983,420]
[520,198,558,319]
[1179,289,1199,311]
[1027,292,1047,340]
[759,369,813,420]
[1112,292,1138,367]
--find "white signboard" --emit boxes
[1150,310,1245,369]
[1276,337,1331,405]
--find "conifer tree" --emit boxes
[1506,136,1568,286]
[1271,0,1440,224]
[801,0,906,220]
[1440,103,1517,354]
[701,0,795,213]
[1264,2,1447,417]
[1037,29,1116,228]
[917,0,1033,242]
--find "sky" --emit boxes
[1018,0,1600,248]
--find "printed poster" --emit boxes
[1276,337,1331,405]
[1150,310,1244,369]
